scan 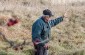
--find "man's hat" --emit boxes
[43,9,53,17]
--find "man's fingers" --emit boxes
[33,42,39,45]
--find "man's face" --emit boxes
[44,16,51,22]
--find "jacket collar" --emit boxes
[41,16,48,23]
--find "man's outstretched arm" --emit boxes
[50,16,64,27]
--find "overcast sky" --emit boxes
[51,0,85,4]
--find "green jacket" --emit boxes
[32,16,63,46]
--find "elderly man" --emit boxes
[32,9,66,55]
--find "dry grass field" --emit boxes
[0,0,85,55]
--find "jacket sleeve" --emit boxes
[50,16,63,27]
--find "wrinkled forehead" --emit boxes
[44,15,50,18]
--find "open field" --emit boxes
[0,0,85,55]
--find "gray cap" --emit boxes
[43,9,53,17]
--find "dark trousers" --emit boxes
[34,45,48,55]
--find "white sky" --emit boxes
[51,0,85,4]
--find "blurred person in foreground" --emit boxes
[32,9,67,55]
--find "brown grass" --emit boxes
[0,0,85,55]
